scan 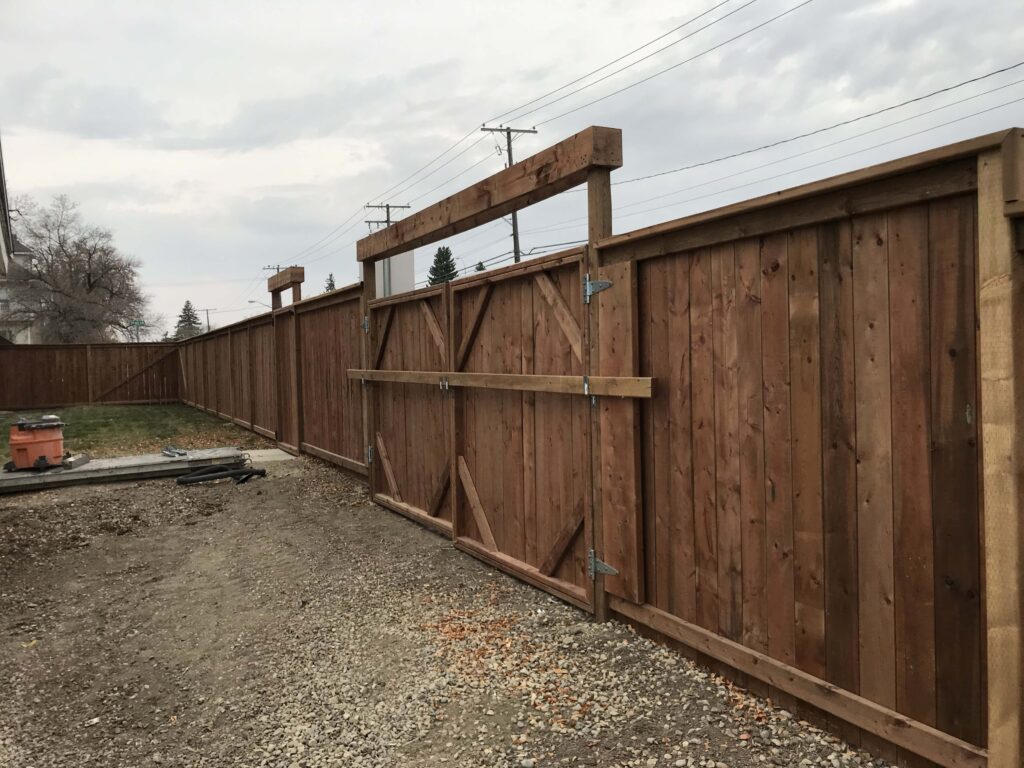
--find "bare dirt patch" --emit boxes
[0,458,888,767]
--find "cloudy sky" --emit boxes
[2,0,1023,333]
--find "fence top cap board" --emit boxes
[356,125,622,264]
[267,266,305,293]
[596,127,1020,254]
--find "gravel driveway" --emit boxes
[0,457,890,767]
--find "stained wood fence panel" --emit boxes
[0,343,179,409]
[450,256,591,608]
[618,192,984,757]
[368,287,451,530]
[297,289,364,469]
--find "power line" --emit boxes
[535,0,818,127]
[532,92,1024,239]
[481,126,538,261]
[486,0,735,125]
[610,60,1024,187]
[523,72,1024,236]
[275,1,763,264]
[504,0,764,125]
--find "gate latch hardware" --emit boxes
[439,377,450,392]
[366,444,374,464]
[588,548,619,579]
[583,273,612,304]
[361,315,370,334]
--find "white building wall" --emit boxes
[374,249,415,298]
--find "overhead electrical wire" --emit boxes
[486,0,735,124]
[534,0,818,127]
[609,59,1024,187]
[523,68,1024,236]
[504,0,765,125]
[278,0,767,264]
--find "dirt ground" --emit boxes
[0,457,889,768]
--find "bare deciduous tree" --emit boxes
[9,195,151,343]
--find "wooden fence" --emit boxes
[0,342,179,409]
[2,126,1021,768]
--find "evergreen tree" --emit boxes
[174,300,203,340]
[475,262,485,272]
[324,273,336,292]
[427,246,457,285]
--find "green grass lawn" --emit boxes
[0,404,272,461]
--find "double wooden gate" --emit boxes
[357,249,650,610]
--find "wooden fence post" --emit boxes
[978,134,1024,768]
[587,166,613,621]
[361,263,376,491]
[85,344,93,404]
[293,307,303,450]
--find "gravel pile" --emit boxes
[0,458,892,767]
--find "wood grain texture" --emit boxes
[852,213,897,713]
[761,231,796,667]
[887,204,937,729]
[358,126,622,262]
[929,195,983,746]
[978,146,1024,768]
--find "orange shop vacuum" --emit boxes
[4,415,67,472]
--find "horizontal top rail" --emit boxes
[450,246,584,292]
[348,368,652,398]
[357,126,622,264]
[595,128,1017,257]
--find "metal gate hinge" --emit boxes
[366,444,374,464]
[588,548,619,579]
[439,377,450,392]
[361,315,369,334]
[583,273,612,304]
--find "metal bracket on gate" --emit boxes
[366,444,374,464]
[583,375,596,407]
[583,273,612,304]
[588,548,619,579]
[439,376,451,395]
[361,315,370,334]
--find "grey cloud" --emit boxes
[1,66,168,139]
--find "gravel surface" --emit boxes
[0,457,892,767]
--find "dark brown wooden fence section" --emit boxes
[450,252,592,608]
[0,343,180,409]
[180,285,366,473]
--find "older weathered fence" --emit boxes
[0,342,179,409]
[4,126,1023,768]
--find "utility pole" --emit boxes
[262,264,283,274]
[196,308,216,332]
[481,125,537,262]
[365,203,411,296]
